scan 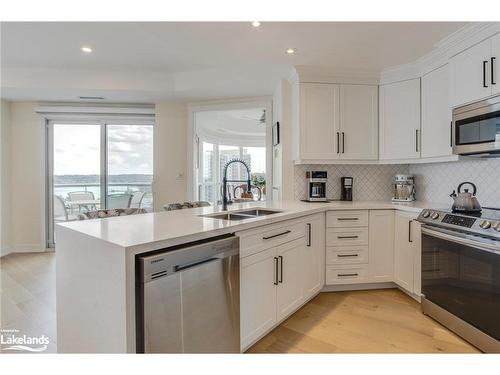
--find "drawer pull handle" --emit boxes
[337,254,359,258]
[337,235,359,239]
[263,230,291,240]
[338,273,358,277]
[337,217,359,221]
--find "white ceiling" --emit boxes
[196,108,266,138]
[1,22,468,103]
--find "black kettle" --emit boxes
[450,182,482,213]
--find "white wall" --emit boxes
[154,102,188,210]
[1,99,12,256]
[9,102,47,252]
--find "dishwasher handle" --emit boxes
[174,257,220,272]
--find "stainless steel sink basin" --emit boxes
[235,209,282,217]
[201,208,282,221]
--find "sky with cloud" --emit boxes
[54,124,153,175]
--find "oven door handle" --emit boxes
[421,226,500,255]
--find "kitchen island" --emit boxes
[55,200,443,353]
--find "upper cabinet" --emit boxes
[294,82,378,161]
[450,33,500,107]
[493,33,500,96]
[421,64,452,158]
[340,85,378,160]
[379,79,421,160]
[298,83,340,159]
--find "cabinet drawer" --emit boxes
[325,265,368,284]
[238,220,306,258]
[326,245,368,265]
[327,210,368,227]
[326,227,368,246]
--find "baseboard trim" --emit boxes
[7,244,47,254]
[321,282,396,292]
[0,246,12,258]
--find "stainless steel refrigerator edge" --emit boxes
[136,235,240,353]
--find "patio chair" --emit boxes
[107,193,132,209]
[130,191,146,208]
[53,195,78,222]
[77,208,147,220]
[67,191,97,212]
[163,201,211,211]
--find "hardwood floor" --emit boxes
[1,253,480,354]
[0,252,57,353]
[247,289,480,353]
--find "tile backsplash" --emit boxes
[410,158,500,207]
[294,164,409,201]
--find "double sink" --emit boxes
[201,208,282,221]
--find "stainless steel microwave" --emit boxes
[452,95,500,157]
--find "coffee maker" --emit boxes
[305,171,327,201]
[341,177,353,201]
[392,174,415,202]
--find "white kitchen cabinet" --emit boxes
[298,83,340,159]
[421,65,453,158]
[294,82,379,161]
[276,238,304,321]
[379,79,421,160]
[301,214,325,300]
[450,36,498,107]
[240,248,278,349]
[394,211,421,296]
[368,210,395,282]
[492,33,500,95]
[339,84,378,160]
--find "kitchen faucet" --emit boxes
[222,158,252,211]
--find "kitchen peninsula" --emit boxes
[55,200,442,353]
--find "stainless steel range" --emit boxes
[417,208,500,353]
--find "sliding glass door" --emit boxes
[47,121,153,247]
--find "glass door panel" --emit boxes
[106,125,154,211]
[50,124,101,245]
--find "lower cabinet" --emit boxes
[239,213,325,350]
[394,211,421,296]
[368,210,395,282]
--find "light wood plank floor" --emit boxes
[1,252,57,353]
[1,253,480,353]
[247,289,480,353]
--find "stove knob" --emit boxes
[492,223,500,232]
[480,220,492,229]
[422,211,430,218]
[431,212,440,220]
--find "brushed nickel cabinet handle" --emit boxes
[337,235,358,239]
[337,217,358,221]
[338,273,358,277]
[306,223,311,247]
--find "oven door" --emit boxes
[421,226,500,341]
[452,96,500,156]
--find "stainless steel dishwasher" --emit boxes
[136,235,240,353]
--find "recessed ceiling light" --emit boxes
[81,46,93,53]
[251,21,261,28]
[286,48,296,55]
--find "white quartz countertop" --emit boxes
[56,200,448,251]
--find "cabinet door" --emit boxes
[368,210,395,282]
[492,34,500,95]
[339,85,378,160]
[302,214,325,300]
[450,38,492,107]
[421,65,453,158]
[393,212,415,292]
[411,220,422,296]
[240,248,277,349]
[299,83,340,159]
[379,79,421,160]
[276,238,304,321]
